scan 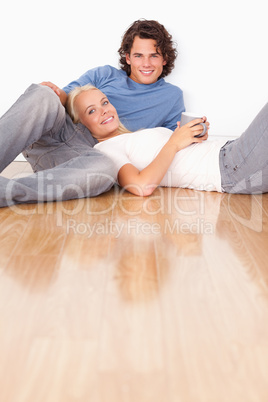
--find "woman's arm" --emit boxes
[117,119,209,196]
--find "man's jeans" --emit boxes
[219,103,268,194]
[0,84,116,207]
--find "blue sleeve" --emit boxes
[164,87,185,131]
[62,65,114,94]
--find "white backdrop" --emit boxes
[1,0,267,138]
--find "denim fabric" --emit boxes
[219,103,268,194]
[0,84,116,206]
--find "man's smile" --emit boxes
[140,70,154,75]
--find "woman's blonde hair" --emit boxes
[66,84,131,135]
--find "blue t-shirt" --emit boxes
[62,65,185,131]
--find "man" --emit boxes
[44,19,184,132]
[0,19,184,207]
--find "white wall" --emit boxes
[1,0,267,139]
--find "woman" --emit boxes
[67,85,268,196]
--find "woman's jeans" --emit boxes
[219,103,268,194]
[0,84,116,207]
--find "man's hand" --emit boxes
[40,81,67,106]
[40,81,61,96]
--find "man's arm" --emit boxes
[40,66,117,109]
[163,87,185,131]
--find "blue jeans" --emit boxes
[219,103,268,194]
[0,84,116,207]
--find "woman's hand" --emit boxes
[168,118,210,152]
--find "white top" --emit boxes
[94,127,228,192]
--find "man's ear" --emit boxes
[125,54,131,65]
[163,59,167,66]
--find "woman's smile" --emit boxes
[101,116,114,125]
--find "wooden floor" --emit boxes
[1,162,268,402]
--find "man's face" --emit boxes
[126,36,167,85]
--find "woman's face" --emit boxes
[75,88,120,141]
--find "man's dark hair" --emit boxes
[118,19,178,79]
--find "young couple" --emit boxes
[0,19,267,207]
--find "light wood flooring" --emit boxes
[1,161,268,402]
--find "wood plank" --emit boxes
[1,163,268,401]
